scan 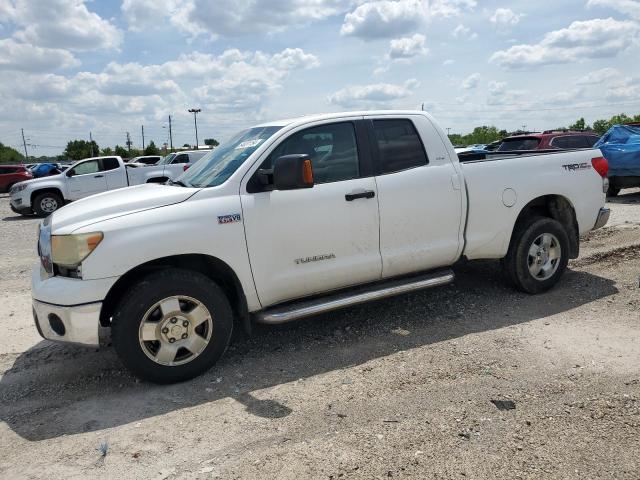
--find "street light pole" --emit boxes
[188,108,201,149]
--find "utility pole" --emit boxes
[188,108,201,149]
[21,128,28,159]
[126,132,132,154]
[141,125,145,151]
[168,115,173,150]
[447,127,451,136]
[90,131,95,157]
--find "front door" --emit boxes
[241,120,382,307]
[67,159,108,200]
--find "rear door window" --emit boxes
[101,157,120,171]
[372,119,429,174]
[551,136,589,149]
[172,154,190,164]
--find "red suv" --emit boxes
[497,131,601,151]
[0,165,33,193]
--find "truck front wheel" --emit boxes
[502,216,569,294]
[33,192,63,217]
[111,268,233,384]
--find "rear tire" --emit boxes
[502,216,569,294]
[111,268,233,384]
[33,191,63,217]
[606,185,620,197]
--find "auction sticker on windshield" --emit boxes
[235,139,263,150]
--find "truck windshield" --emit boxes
[179,126,282,188]
[157,153,176,165]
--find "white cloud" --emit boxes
[576,67,622,85]
[461,73,480,90]
[452,24,477,39]
[327,79,419,107]
[8,0,122,51]
[429,0,476,17]
[388,33,428,59]
[0,38,80,72]
[606,82,640,101]
[490,18,640,69]
[121,0,182,32]
[341,0,426,39]
[489,8,522,28]
[587,0,640,20]
[271,48,321,69]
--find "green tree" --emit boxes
[204,138,219,147]
[114,145,128,157]
[569,117,589,130]
[0,142,25,164]
[592,119,611,135]
[101,147,114,156]
[144,140,160,155]
[64,139,99,160]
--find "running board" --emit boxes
[256,270,455,325]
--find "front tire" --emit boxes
[502,216,569,294]
[33,191,63,217]
[111,268,233,384]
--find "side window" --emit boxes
[70,160,100,176]
[102,157,120,171]
[552,136,587,149]
[373,119,428,174]
[172,154,189,164]
[584,136,599,148]
[266,122,360,184]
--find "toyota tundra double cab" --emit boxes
[31,111,610,383]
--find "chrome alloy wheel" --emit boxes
[40,197,58,213]
[138,296,213,366]
[527,233,561,281]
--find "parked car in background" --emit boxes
[497,131,600,151]
[595,124,640,197]
[29,110,609,383]
[9,156,193,216]
[0,165,33,192]
[128,155,162,165]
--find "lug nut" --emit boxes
[169,338,176,343]
[182,320,189,327]
[181,333,188,339]
[170,317,177,324]
[162,327,169,334]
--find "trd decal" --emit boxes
[217,214,242,224]
[295,253,336,265]
[562,163,591,171]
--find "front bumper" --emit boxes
[593,207,610,230]
[32,300,101,346]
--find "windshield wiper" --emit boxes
[168,179,189,187]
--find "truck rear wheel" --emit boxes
[502,216,569,294]
[111,268,233,384]
[606,185,620,197]
[33,191,63,217]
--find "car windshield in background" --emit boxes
[498,137,541,151]
[179,126,282,188]
[157,153,176,165]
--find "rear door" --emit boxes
[101,157,128,190]
[66,159,107,199]
[366,114,464,278]
[241,119,382,307]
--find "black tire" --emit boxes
[33,191,63,217]
[502,216,570,294]
[111,268,233,384]
[606,185,620,197]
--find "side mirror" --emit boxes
[66,170,75,177]
[273,154,314,190]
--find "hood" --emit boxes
[16,173,64,187]
[52,184,198,234]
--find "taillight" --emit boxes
[591,156,608,178]
[183,164,190,171]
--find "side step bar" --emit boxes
[256,269,455,325]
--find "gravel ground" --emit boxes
[0,190,639,479]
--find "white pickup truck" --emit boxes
[10,151,208,216]
[31,111,610,383]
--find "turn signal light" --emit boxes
[302,159,314,185]
[591,156,608,178]
[183,164,191,171]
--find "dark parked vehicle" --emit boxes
[497,131,600,152]
[128,155,162,165]
[0,165,32,192]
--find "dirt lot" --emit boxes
[0,191,639,479]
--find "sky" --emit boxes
[1,0,639,156]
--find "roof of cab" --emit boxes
[252,110,429,128]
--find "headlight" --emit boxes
[11,184,27,194]
[52,232,103,268]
